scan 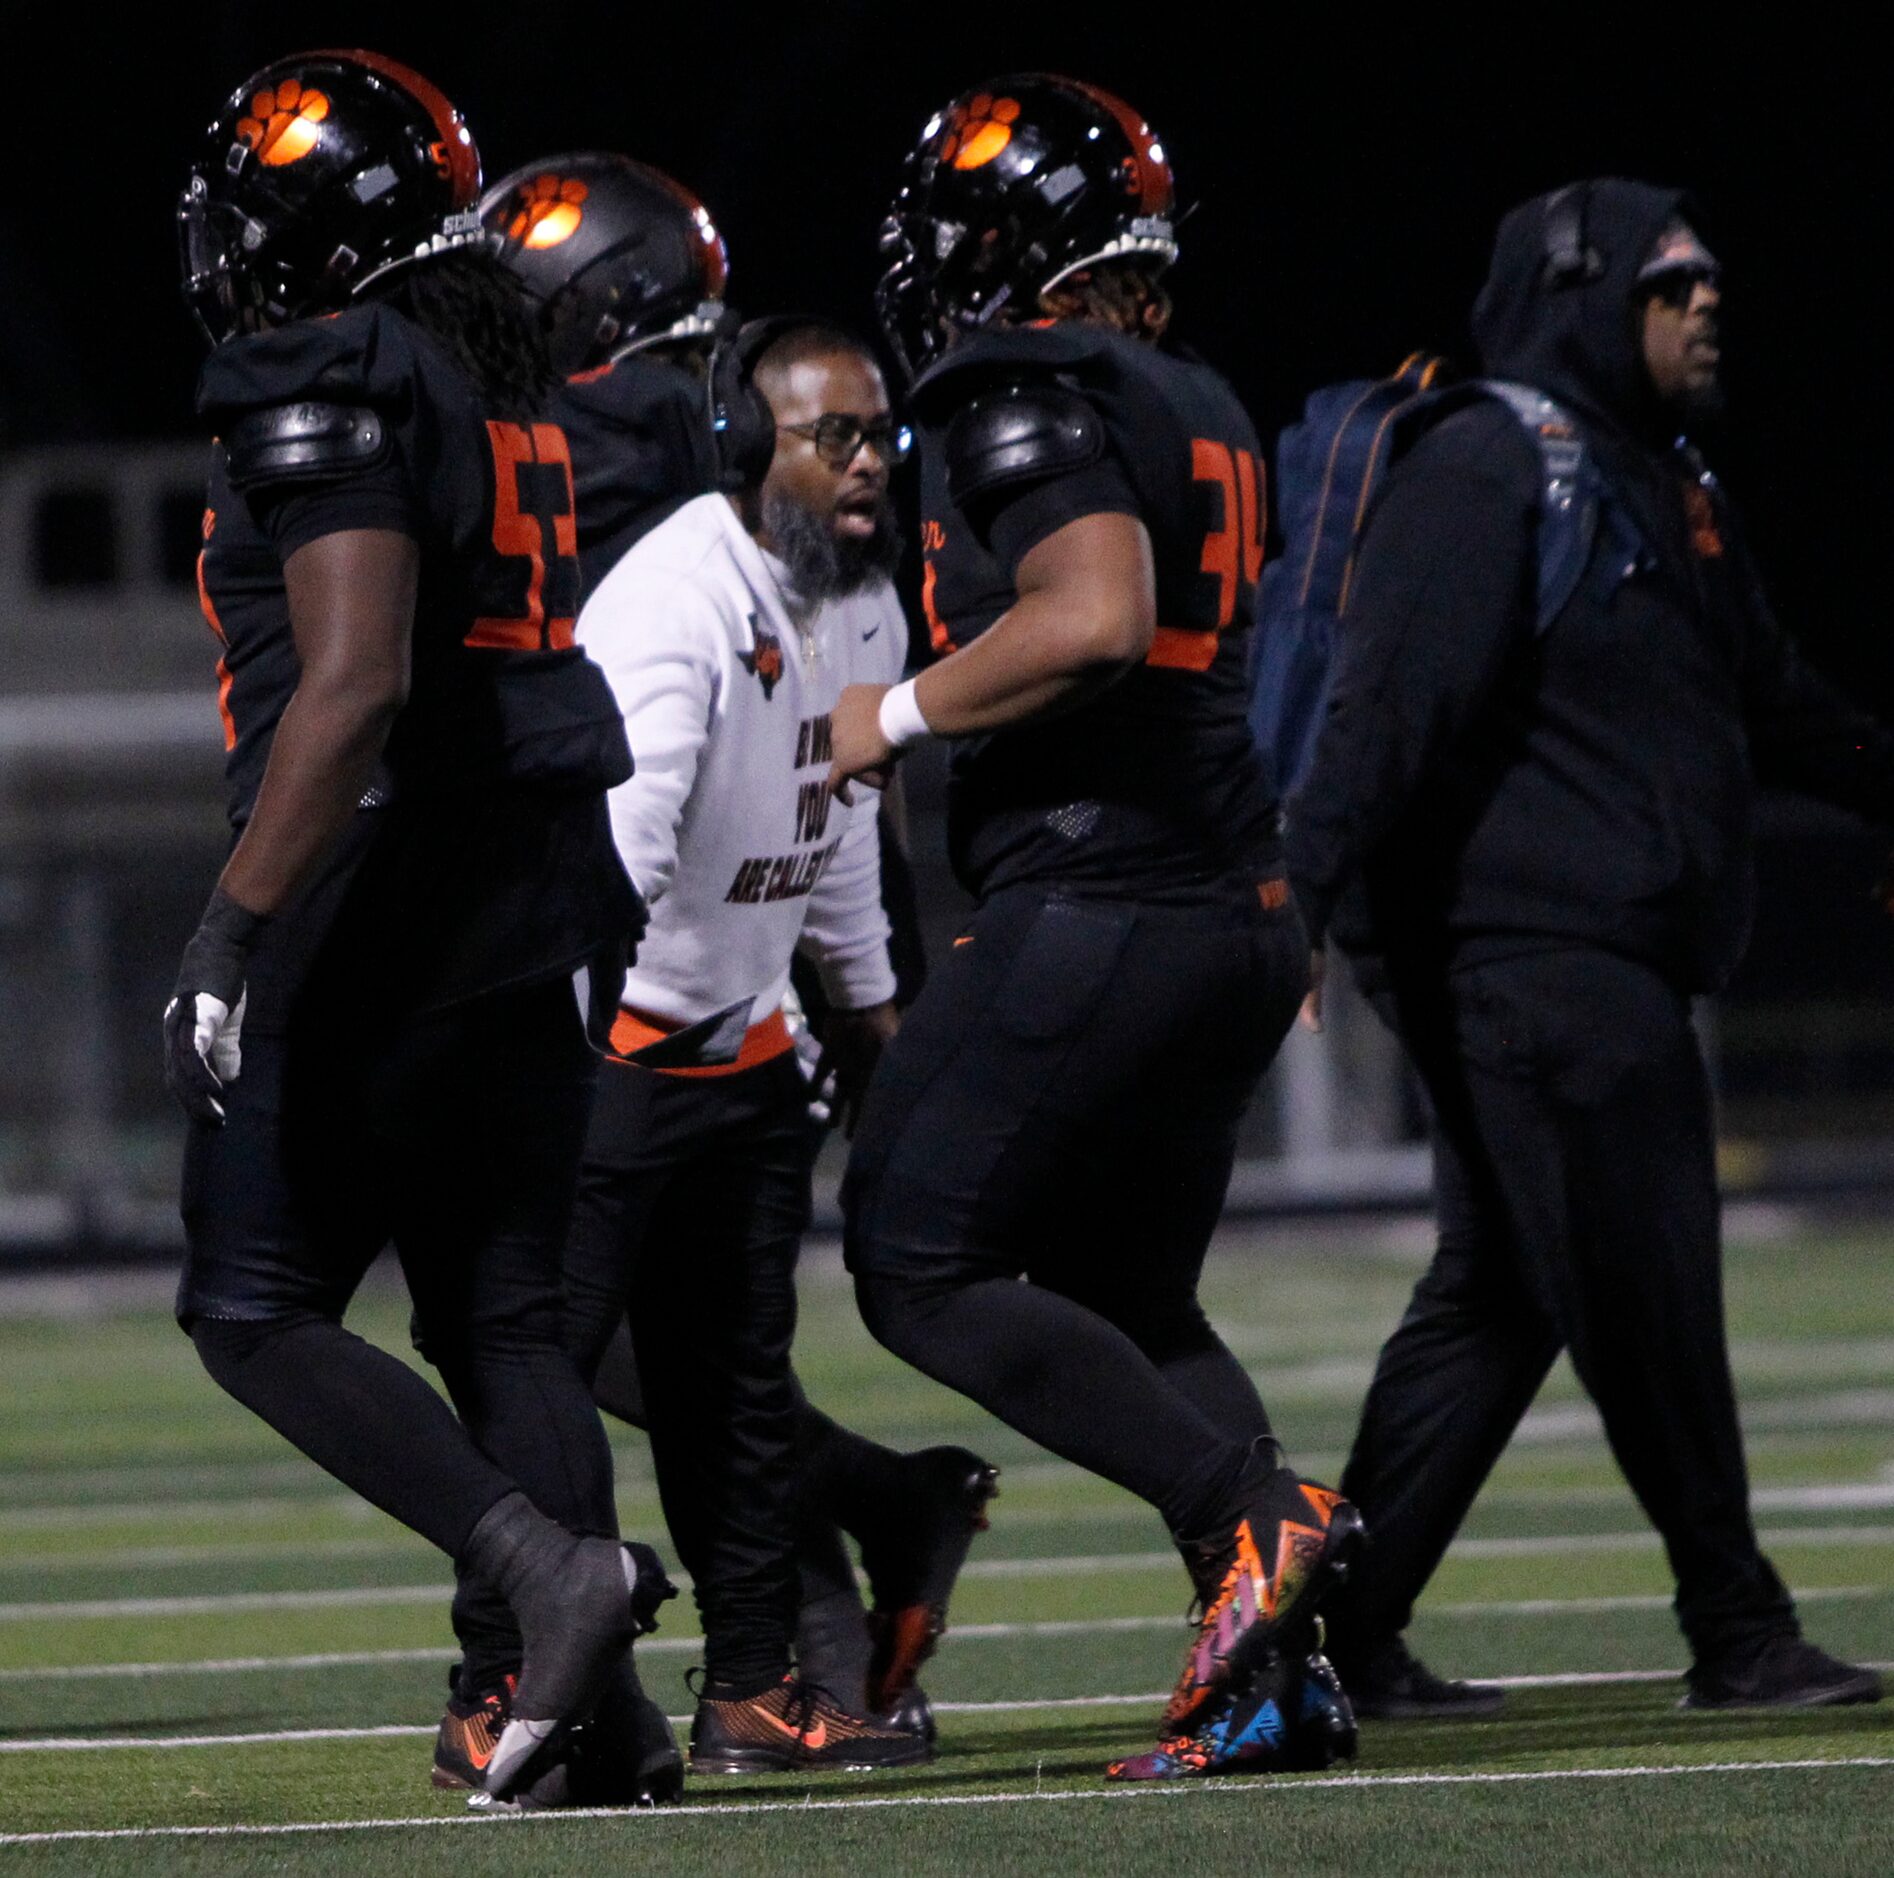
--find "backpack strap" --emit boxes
[1475,379,1649,632]
[1299,352,1450,613]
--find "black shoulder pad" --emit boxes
[224,402,389,491]
[944,383,1104,507]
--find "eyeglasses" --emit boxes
[779,414,914,469]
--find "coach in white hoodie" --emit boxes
[564,321,928,1774]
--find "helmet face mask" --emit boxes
[178,50,483,347]
[479,154,730,377]
[876,75,1178,377]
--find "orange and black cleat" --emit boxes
[861,1447,1000,1714]
[433,1672,514,1791]
[1164,1457,1363,1733]
[690,1675,933,1775]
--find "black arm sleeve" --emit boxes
[1284,410,1537,945]
[979,458,1142,575]
[1729,528,1894,825]
[250,457,419,560]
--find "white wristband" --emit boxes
[877,677,932,750]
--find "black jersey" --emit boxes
[195,302,638,1027]
[910,325,1278,902]
[557,352,719,597]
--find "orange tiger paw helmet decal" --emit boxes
[506,174,590,250]
[940,94,1021,171]
[236,80,330,168]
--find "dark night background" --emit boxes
[1,3,1890,1194]
[1,7,1881,702]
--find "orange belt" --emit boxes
[607,1004,794,1078]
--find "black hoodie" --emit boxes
[1285,180,1894,992]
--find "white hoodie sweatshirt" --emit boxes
[575,492,905,1038]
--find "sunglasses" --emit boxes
[1639,264,1721,310]
[779,413,914,469]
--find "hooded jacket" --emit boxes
[1285,179,1894,991]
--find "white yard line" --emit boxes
[7,1590,1885,1682]
[7,1534,1893,1622]
[2,1757,1890,1845]
[6,1668,1891,1754]
[11,1481,1894,1561]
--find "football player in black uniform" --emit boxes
[829,78,1362,1780]
[168,51,672,1804]
[419,156,993,1770]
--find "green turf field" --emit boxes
[2,1218,1891,1873]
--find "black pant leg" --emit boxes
[1330,1099,1561,1659]
[848,888,1302,1538]
[589,1319,648,1426]
[1455,952,1794,1657]
[181,1001,554,1561]
[398,982,617,1541]
[598,1059,811,1694]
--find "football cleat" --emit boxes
[1107,1647,1358,1782]
[690,1676,933,1775]
[431,1671,513,1791]
[860,1447,999,1714]
[457,1496,677,1802]
[1164,1459,1363,1731]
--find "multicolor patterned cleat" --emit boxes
[1164,1471,1363,1731]
[1108,1645,1358,1782]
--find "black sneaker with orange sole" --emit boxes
[689,1676,934,1775]
[860,1447,1000,1713]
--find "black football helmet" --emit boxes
[876,75,1178,377]
[178,49,484,346]
[480,154,730,377]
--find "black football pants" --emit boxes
[844,884,1304,1540]
[1328,946,1796,1665]
[563,1052,814,1695]
[177,976,616,1561]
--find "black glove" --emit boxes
[163,887,267,1125]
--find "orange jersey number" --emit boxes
[468,421,579,650]
[1148,439,1267,672]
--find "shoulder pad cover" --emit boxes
[944,383,1104,507]
[224,402,389,491]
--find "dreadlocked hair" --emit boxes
[1037,261,1174,341]
[376,248,559,418]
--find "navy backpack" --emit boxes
[1249,353,1640,800]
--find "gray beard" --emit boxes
[760,490,901,603]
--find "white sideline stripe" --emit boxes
[10,1528,1894,1621]
[13,1480,1894,1561]
[2,1758,1891,1845]
[7,1587,1885,1683]
[8,1669,1892,1754]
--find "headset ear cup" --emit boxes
[1541,183,1605,289]
[708,338,776,491]
[709,314,842,493]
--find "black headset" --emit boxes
[707,314,883,492]
[1540,183,1606,289]
[706,316,792,492]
